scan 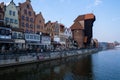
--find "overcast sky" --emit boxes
[1,0,120,42]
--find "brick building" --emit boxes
[19,0,35,33]
[45,21,54,42]
[34,12,45,34]
[70,19,84,48]
[71,13,95,48]
[0,2,4,24]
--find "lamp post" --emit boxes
[39,32,42,43]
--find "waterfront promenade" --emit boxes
[0,48,98,68]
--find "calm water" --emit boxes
[0,47,120,80]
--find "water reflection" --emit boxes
[92,48,120,80]
[1,48,120,80]
[0,55,93,80]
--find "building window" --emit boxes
[6,30,10,36]
[29,11,31,16]
[30,18,33,22]
[13,11,15,16]
[0,29,5,35]
[9,10,12,15]
[30,35,33,39]
[10,19,13,23]
[14,20,18,24]
[27,4,30,9]
[37,25,40,29]
[22,16,25,20]
[30,24,33,28]
[26,34,29,39]
[26,23,29,27]
[26,17,29,21]
[5,17,9,22]
[39,20,41,23]
[18,33,22,39]
[12,32,17,39]
[24,9,27,14]
[22,22,24,27]
[25,29,29,33]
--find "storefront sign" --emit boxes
[15,39,25,43]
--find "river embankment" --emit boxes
[0,48,99,68]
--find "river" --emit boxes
[0,47,120,80]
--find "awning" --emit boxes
[0,39,14,43]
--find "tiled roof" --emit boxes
[70,21,84,30]
[74,13,95,22]
[19,0,34,11]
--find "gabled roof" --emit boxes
[74,13,95,22]
[70,21,84,30]
[6,0,17,9]
[19,0,34,11]
[35,12,45,21]
[0,2,4,11]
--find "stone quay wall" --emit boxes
[0,48,98,68]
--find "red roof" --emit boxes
[70,21,84,30]
[74,13,95,22]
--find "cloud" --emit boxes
[6,2,10,6]
[85,0,102,11]
[94,0,102,6]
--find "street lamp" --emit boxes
[39,32,42,43]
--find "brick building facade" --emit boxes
[19,0,35,33]
[0,2,4,22]
[71,13,95,48]
[35,12,45,34]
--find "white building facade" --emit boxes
[4,0,19,28]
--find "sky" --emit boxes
[1,0,120,42]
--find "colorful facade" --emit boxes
[0,2,4,22]
[4,0,19,28]
[19,0,35,33]
[34,12,45,34]
[64,28,73,49]
[0,0,97,53]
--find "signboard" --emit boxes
[14,39,25,43]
